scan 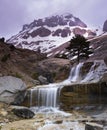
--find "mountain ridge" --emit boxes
[7,13,96,54]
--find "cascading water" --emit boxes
[29,63,84,112]
[37,87,59,108]
[30,85,60,112]
[68,62,83,82]
[29,60,107,113]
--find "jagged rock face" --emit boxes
[30,27,51,37]
[7,13,96,54]
[103,20,107,32]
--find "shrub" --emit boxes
[0,37,5,42]
[1,53,10,62]
[15,72,23,79]
[10,44,16,51]
[31,73,39,79]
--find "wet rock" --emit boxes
[80,62,94,79]
[85,123,103,130]
[54,120,63,124]
[11,90,27,105]
[0,76,26,103]
[12,108,35,119]
[60,83,107,110]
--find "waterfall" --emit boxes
[68,62,83,82]
[30,85,60,112]
[28,60,107,113]
[37,87,58,108]
[29,63,84,112]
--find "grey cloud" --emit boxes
[0,0,107,39]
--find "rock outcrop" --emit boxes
[103,20,107,32]
[60,83,107,111]
[85,123,103,130]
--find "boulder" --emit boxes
[10,90,27,105]
[85,123,103,130]
[38,75,49,84]
[12,108,35,119]
[0,76,26,103]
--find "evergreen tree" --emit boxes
[66,34,93,63]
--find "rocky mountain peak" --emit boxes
[103,19,107,32]
[7,13,96,54]
[22,13,87,32]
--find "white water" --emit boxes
[38,121,84,130]
[68,62,83,82]
[30,86,59,112]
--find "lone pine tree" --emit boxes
[66,34,93,63]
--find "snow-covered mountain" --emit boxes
[7,13,96,55]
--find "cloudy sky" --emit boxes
[0,0,107,39]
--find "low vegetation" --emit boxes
[1,53,10,62]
